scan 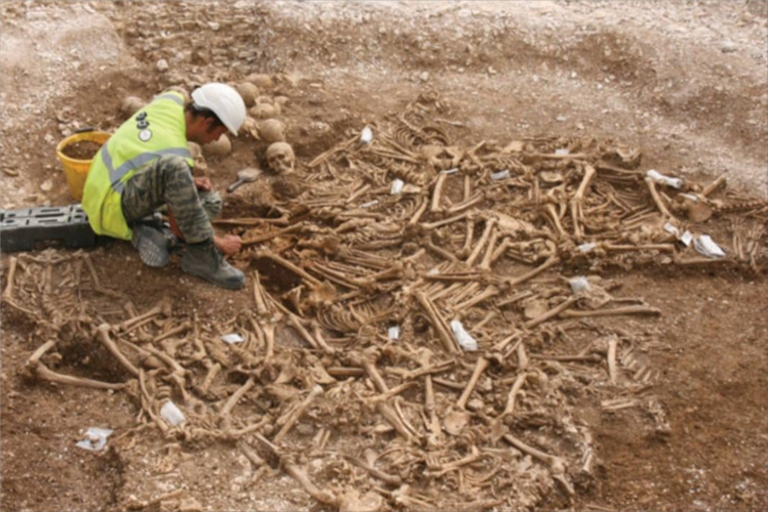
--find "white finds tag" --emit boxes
[693,235,726,259]
[568,276,590,294]
[76,427,113,452]
[450,320,478,351]
[390,179,404,195]
[646,169,683,189]
[388,326,400,340]
[221,333,244,344]
[160,401,186,426]
[360,126,373,143]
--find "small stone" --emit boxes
[556,115,567,122]
[40,180,53,192]
[720,40,738,53]
[208,21,220,31]
[156,59,169,72]
[179,497,203,512]
[419,71,430,82]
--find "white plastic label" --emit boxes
[450,320,478,351]
[569,276,590,294]
[490,170,511,180]
[160,401,186,426]
[390,179,404,195]
[555,148,570,155]
[664,222,680,236]
[578,243,596,253]
[693,235,726,259]
[360,127,373,143]
[388,326,400,340]
[646,169,683,189]
[221,333,244,344]
[361,200,379,209]
[76,427,113,452]
[680,231,693,247]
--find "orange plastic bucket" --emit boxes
[55,130,111,201]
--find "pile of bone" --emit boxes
[4,92,767,511]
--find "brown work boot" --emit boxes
[181,240,245,290]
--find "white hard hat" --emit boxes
[191,83,246,136]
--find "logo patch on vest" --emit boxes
[138,129,153,142]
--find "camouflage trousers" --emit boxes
[121,155,218,244]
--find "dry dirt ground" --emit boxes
[1,1,767,511]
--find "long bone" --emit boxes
[456,334,518,410]
[544,203,568,239]
[570,164,597,240]
[458,218,476,259]
[446,193,484,215]
[427,446,487,477]
[452,285,500,312]
[408,197,429,225]
[343,454,403,486]
[431,172,449,212]
[153,321,192,344]
[255,249,322,287]
[2,256,18,301]
[414,291,458,354]
[645,177,677,220]
[219,377,255,418]
[466,218,497,266]
[560,305,661,318]
[348,349,389,393]
[274,384,324,444]
[507,255,560,287]
[477,230,501,271]
[503,434,573,495]
[27,341,125,390]
[525,296,578,328]
[96,324,140,376]
[376,401,415,442]
[421,211,471,230]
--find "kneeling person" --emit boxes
[82,83,246,289]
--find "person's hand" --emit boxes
[214,234,242,256]
[194,176,213,192]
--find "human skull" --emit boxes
[249,102,280,119]
[235,82,259,107]
[120,96,144,118]
[266,142,295,174]
[258,119,286,143]
[245,73,273,89]
[204,134,231,157]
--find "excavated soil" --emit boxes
[1,2,767,512]
[61,140,103,160]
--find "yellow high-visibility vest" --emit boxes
[82,91,193,240]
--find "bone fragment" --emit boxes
[466,218,497,266]
[607,337,618,384]
[274,384,324,444]
[220,377,255,418]
[525,296,578,328]
[431,172,448,212]
[414,291,458,354]
[96,324,139,376]
[560,305,661,318]
[507,256,560,287]
[457,357,490,410]
[645,177,676,220]
[2,256,18,301]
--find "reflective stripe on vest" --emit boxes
[103,144,191,193]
